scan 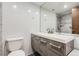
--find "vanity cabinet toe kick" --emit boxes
[31,34,74,56]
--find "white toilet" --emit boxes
[6,37,25,56]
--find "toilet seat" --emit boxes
[8,50,25,56]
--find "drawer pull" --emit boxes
[40,40,47,44]
[49,43,61,49]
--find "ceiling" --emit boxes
[32,2,79,14]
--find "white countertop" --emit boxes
[32,32,75,43]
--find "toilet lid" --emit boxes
[8,50,25,56]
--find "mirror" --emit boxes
[39,2,79,34]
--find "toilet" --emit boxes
[6,37,25,56]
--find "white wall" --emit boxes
[0,3,2,56]
[2,2,57,55]
[2,2,40,55]
[41,8,57,33]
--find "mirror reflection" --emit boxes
[38,2,79,34]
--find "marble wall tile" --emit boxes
[57,13,72,33]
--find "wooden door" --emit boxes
[72,6,79,34]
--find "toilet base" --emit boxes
[8,50,25,56]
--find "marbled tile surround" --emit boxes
[57,14,72,33]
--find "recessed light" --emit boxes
[35,12,39,15]
[12,5,17,8]
[44,14,47,17]
[27,9,31,13]
[64,5,67,8]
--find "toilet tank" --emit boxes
[6,37,23,51]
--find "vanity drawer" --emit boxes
[47,39,65,55]
[39,38,48,56]
[47,49,59,56]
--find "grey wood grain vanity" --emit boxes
[31,33,74,56]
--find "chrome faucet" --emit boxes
[47,28,54,33]
[47,28,50,33]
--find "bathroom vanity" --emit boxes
[31,33,74,56]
